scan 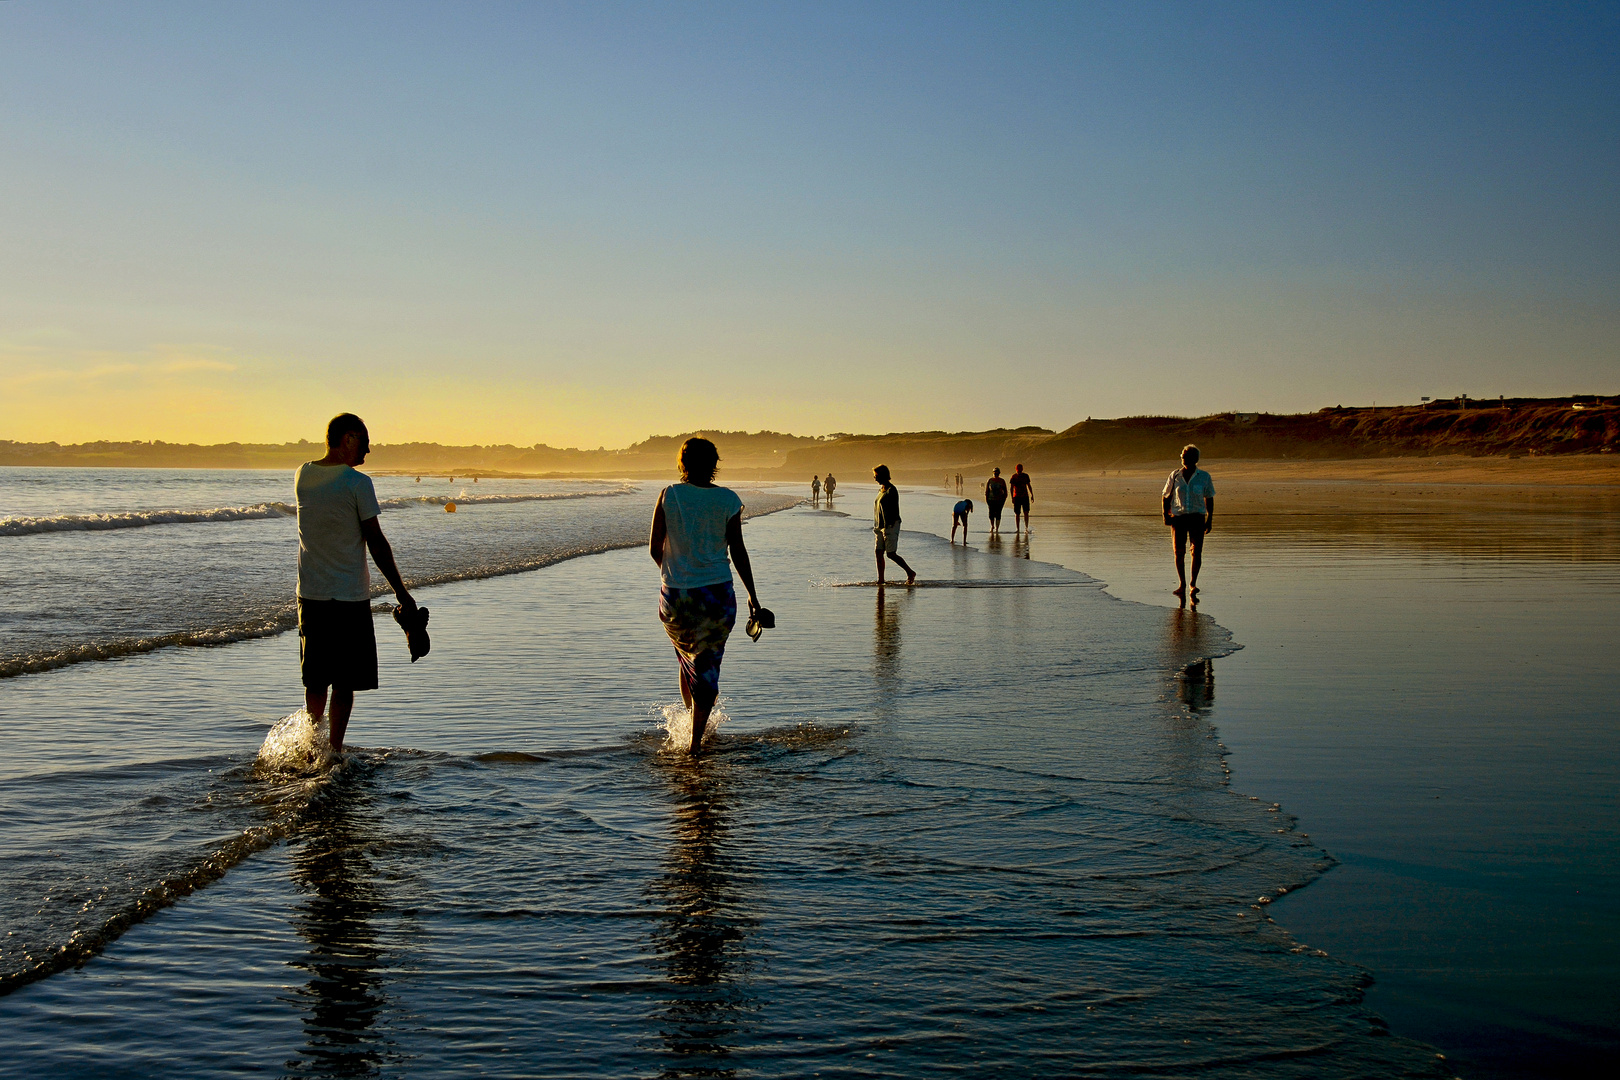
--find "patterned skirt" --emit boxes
[658,580,737,699]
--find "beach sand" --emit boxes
[927,461,1620,1079]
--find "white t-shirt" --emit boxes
[1162,467,1215,516]
[295,462,382,601]
[659,483,743,590]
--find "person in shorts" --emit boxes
[951,498,974,543]
[812,475,822,504]
[1161,444,1215,599]
[984,468,1008,535]
[296,413,417,754]
[1009,464,1034,533]
[872,465,917,585]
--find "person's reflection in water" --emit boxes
[1008,531,1031,559]
[284,794,395,1078]
[1165,605,1216,713]
[649,760,759,1079]
[873,586,908,722]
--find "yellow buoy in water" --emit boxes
[445,502,457,513]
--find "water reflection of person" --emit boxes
[649,761,758,1078]
[286,800,392,1078]
[873,587,907,722]
[1165,605,1215,713]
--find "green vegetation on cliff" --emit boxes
[3,398,1613,475]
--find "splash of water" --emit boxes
[651,699,728,753]
[255,709,332,774]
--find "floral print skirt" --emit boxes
[658,580,737,700]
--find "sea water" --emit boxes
[0,470,1451,1076]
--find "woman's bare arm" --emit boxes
[649,491,667,566]
[725,512,760,610]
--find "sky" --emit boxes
[2,1,1616,447]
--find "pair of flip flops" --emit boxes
[393,604,431,661]
[745,605,776,642]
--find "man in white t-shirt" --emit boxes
[1161,444,1215,600]
[295,413,416,753]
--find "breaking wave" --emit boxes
[0,486,637,537]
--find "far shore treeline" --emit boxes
[4,397,1616,478]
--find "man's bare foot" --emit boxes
[1172,585,1187,597]
[906,572,917,585]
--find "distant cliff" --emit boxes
[781,398,1619,475]
[4,398,1614,475]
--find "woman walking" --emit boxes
[650,438,764,756]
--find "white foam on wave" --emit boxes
[0,502,297,536]
[255,709,333,774]
[378,485,637,510]
[0,485,637,537]
[652,699,729,753]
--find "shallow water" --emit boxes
[0,480,1448,1077]
[0,468,641,677]
[1009,476,1620,1079]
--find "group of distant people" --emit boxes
[295,412,1216,762]
[857,448,1214,601]
[809,473,836,504]
[946,463,1034,542]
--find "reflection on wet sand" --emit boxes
[648,762,759,1079]
[1163,603,1218,711]
[284,789,395,1078]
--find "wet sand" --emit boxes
[936,462,1620,1078]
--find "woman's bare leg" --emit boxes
[690,688,717,755]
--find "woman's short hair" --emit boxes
[678,437,720,484]
[873,464,891,482]
[1182,444,1201,464]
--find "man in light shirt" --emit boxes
[1161,444,1215,600]
[295,413,416,753]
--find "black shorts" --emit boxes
[1171,514,1208,546]
[1011,496,1030,513]
[987,499,1006,519]
[298,598,379,692]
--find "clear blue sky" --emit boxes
[2,1,1615,446]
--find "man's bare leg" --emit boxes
[1172,533,1188,597]
[1190,540,1203,594]
[326,689,356,752]
[888,552,917,585]
[875,550,886,585]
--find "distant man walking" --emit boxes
[984,468,1008,535]
[824,473,837,499]
[1009,464,1034,533]
[1161,444,1215,599]
[872,465,917,585]
[295,413,416,754]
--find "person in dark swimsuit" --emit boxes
[984,468,1008,535]
[951,498,974,543]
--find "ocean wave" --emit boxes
[0,486,638,537]
[0,503,297,536]
[0,495,797,680]
[377,485,637,510]
[0,753,357,997]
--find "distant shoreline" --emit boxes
[4,454,1617,487]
